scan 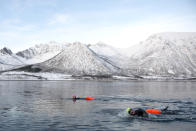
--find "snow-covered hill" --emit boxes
[0,47,25,71]
[89,42,123,57]
[89,42,129,68]
[127,32,196,77]
[16,41,68,64]
[29,42,120,76]
[1,32,196,80]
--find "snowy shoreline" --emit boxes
[0,71,196,81]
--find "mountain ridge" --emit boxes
[1,32,196,79]
[127,32,196,77]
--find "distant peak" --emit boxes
[149,32,196,40]
[48,41,58,44]
[72,41,82,45]
[70,42,87,48]
[96,42,107,47]
[0,47,13,55]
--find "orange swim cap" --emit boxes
[146,109,161,114]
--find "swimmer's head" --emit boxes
[72,95,76,99]
[126,108,131,113]
[126,108,135,115]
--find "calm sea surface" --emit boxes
[0,80,196,131]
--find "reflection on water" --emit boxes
[0,80,196,131]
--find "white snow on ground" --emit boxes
[1,71,194,80]
[0,71,74,80]
[0,71,133,80]
[112,75,137,80]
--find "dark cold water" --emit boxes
[0,80,196,131]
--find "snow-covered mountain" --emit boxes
[89,42,123,57]
[16,41,68,64]
[25,42,120,76]
[2,32,196,79]
[0,42,68,72]
[0,47,13,55]
[0,47,25,71]
[127,32,196,77]
[89,42,129,68]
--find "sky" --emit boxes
[0,0,196,52]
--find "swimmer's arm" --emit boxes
[161,106,169,111]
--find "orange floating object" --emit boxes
[85,96,94,100]
[146,109,161,114]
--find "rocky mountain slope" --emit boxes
[21,42,121,76]
[89,42,129,68]
[0,47,25,71]
[1,32,196,79]
[16,41,68,64]
[127,32,196,77]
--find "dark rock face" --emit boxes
[0,47,13,55]
[16,49,36,59]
